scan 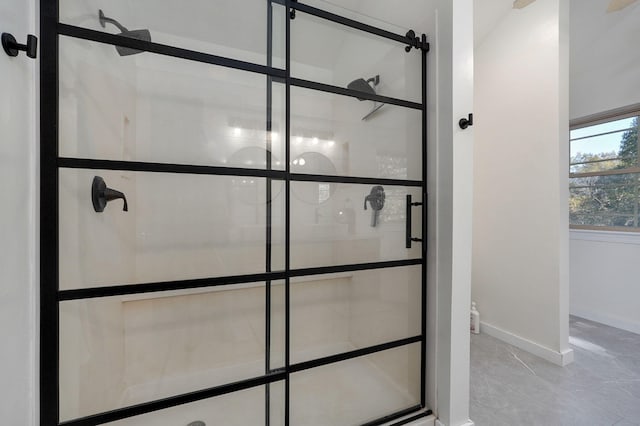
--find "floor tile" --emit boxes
[470,316,639,426]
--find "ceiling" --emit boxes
[474,0,640,56]
[474,0,513,47]
[570,0,640,79]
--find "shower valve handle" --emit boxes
[92,176,128,212]
[364,187,385,211]
[364,186,385,227]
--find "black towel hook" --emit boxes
[2,33,37,59]
[459,113,474,130]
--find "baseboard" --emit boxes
[480,321,574,366]
[570,308,640,336]
[435,419,474,426]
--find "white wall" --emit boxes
[569,0,640,120]
[472,0,573,366]
[0,0,37,424]
[429,1,474,425]
[570,231,640,334]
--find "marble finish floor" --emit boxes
[470,316,640,426]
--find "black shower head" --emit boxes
[347,75,385,121]
[99,9,151,56]
[347,75,380,101]
[112,29,152,56]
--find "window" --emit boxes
[570,113,640,230]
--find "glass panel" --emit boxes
[270,281,286,370]
[300,0,408,35]
[570,173,640,228]
[59,169,285,289]
[271,3,287,70]
[59,36,286,169]
[291,12,421,103]
[290,343,421,425]
[60,283,267,421]
[290,266,421,363]
[106,386,270,426]
[59,0,281,66]
[570,132,638,172]
[290,183,422,269]
[270,180,287,272]
[571,134,624,160]
[290,87,422,180]
[571,116,638,140]
[269,380,286,426]
[570,158,627,174]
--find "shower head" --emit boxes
[347,75,380,101]
[98,9,151,56]
[347,75,385,120]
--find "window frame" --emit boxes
[569,104,640,232]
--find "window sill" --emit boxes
[570,228,640,245]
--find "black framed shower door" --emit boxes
[40,1,430,425]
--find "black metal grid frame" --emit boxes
[40,1,431,425]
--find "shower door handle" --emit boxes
[406,194,423,248]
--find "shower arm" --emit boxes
[99,10,129,33]
[366,75,380,87]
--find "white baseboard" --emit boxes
[480,321,574,366]
[435,419,474,426]
[570,308,640,336]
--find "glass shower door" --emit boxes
[286,9,426,423]
[41,1,429,425]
